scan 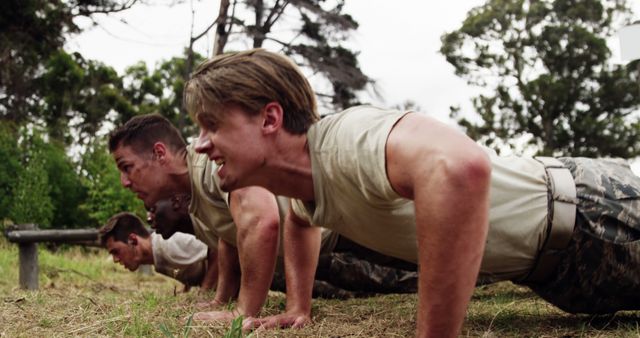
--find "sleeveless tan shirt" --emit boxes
[291,106,549,281]
[186,145,338,256]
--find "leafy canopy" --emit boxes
[441,0,640,157]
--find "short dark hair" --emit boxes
[108,114,187,155]
[99,212,150,246]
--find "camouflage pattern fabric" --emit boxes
[270,237,419,299]
[527,157,640,314]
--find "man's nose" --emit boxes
[120,172,131,188]
[194,131,212,154]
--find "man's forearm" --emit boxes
[214,238,241,303]
[283,213,321,315]
[414,160,491,337]
[200,248,219,291]
[235,219,279,316]
[229,187,281,317]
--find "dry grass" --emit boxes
[1,237,639,337]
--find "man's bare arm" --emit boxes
[192,187,280,322]
[386,113,491,338]
[229,186,280,317]
[212,238,240,304]
[200,248,219,291]
[244,206,321,330]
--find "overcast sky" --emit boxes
[67,1,639,122]
[66,0,504,122]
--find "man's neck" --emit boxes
[166,153,192,195]
[260,133,315,201]
[139,237,155,264]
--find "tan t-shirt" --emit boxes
[186,145,339,256]
[291,106,549,281]
[151,232,208,286]
[187,145,236,250]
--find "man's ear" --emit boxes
[152,142,168,163]
[262,102,284,134]
[128,233,138,246]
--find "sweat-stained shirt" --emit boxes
[186,145,340,256]
[291,105,549,282]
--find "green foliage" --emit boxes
[38,50,133,145]
[0,0,137,126]
[122,52,205,137]
[441,0,640,157]
[40,140,91,229]
[79,138,145,226]
[8,131,54,228]
[0,121,22,223]
[0,0,78,123]
[159,315,193,338]
[218,0,370,110]
[286,1,368,110]
[223,316,253,338]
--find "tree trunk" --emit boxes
[253,0,265,47]
[213,0,231,55]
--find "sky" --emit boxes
[68,1,639,122]
[67,0,494,122]
[67,0,640,169]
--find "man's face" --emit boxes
[105,237,142,271]
[194,104,267,192]
[112,144,170,207]
[150,199,191,239]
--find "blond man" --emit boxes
[184,48,640,337]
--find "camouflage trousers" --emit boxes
[526,157,640,314]
[271,236,418,299]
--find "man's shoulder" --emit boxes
[310,105,406,149]
[314,106,403,134]
[186,143,209,168]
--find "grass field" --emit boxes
[1,237,639,337]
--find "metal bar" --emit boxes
[17,224,38,290]
[6,229,99,243]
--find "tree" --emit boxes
[205,0,371,111]
[121,52,205,137]
[0,121,22,223]
[38,50,133,146]
[8,131,55,228]
[79,138,145,226]
[0,0,138,126]
[441,0,640,157]
[40,139,91,229]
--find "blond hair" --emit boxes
[184,49,319,134]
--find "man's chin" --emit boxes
[160,231,175,240]
[142,197,158,210]
[218,177,241,192]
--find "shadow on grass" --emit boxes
[471,283,537,302]
[469,311,640,337]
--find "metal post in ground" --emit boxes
[17,224,38,290]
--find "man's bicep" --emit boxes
[384,114,432,199]
[229,187,280,228]
[385,113,484,199]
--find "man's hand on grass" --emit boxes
[193,298,226,311]
[191,309,239,322]
[242,311,311,331]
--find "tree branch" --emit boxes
[72,0,139,17]
[263,0,289,32]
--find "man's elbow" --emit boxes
[464,150,491,186]
[238,215,280,243]
[259,217,280,240]
[446,149,492,193]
